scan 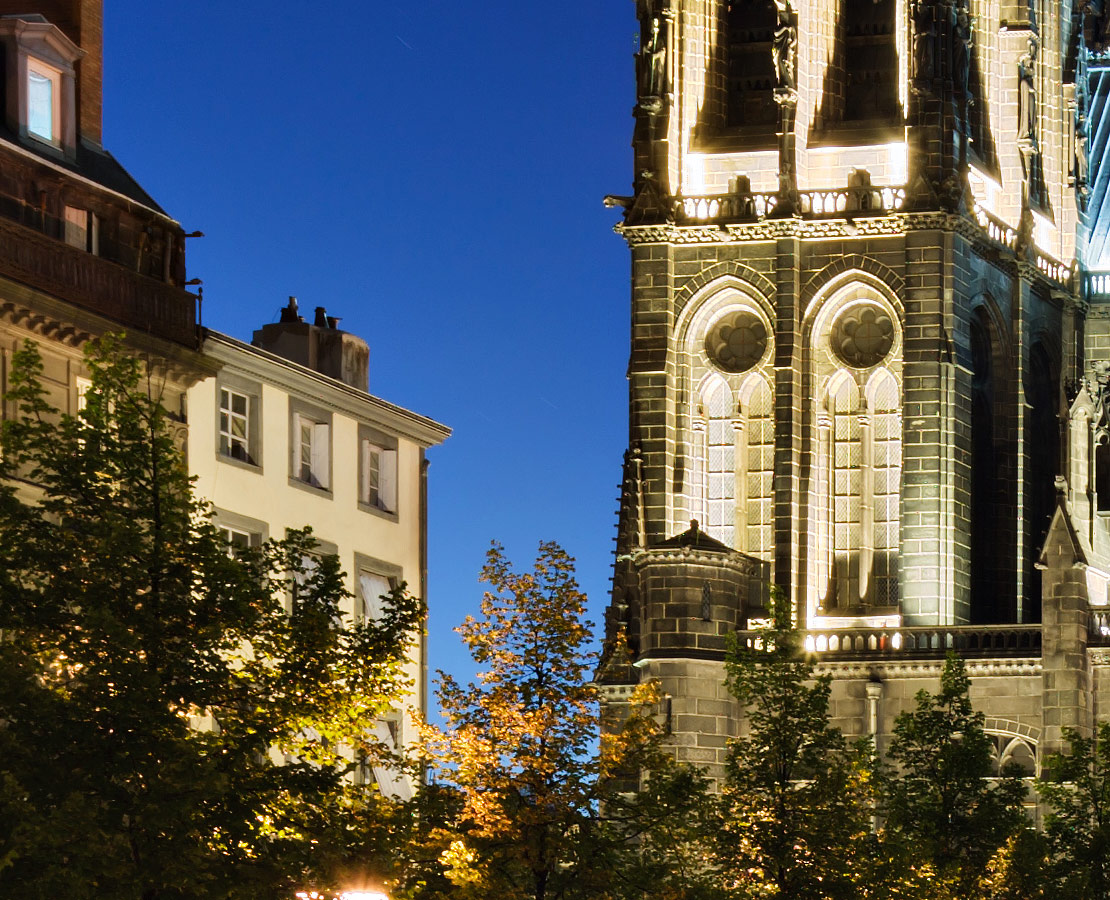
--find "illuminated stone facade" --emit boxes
[599,0,1110,791]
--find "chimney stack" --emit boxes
[252,298,371,391]
[0,0,102,144]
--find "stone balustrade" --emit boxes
[734,624,1043,659]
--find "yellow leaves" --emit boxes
[439,839,487,890]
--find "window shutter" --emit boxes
[361,439,373,504]
[380,449,397,513]
[292,412,304,475]
[313,422,330,488]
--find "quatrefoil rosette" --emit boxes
[830,304,895,368]
[704,311,768,373]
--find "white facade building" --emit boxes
[186,299,450,796]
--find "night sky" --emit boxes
[103,2,638,697]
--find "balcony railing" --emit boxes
[0,215,196,347]
[678,185,907,224]
[734,624,1043,659]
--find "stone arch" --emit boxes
[672,275,776,541]
[675,271,776,348]
[800,257,906,317]
[805,277,904,623]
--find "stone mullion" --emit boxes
[1013,274,1031,622]
[734,418,747,552]
[860,407,875,606]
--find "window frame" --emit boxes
[289,400,332,493]
[354,553,404,623]
[358,423,399,518]
[25,57,61,147]
[215,375,262,472]
[213,508,268,554]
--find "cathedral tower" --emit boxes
[601,0,1108,779]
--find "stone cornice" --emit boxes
[203,331,451,448]
[617,211,1075,295]
[815,657,1042,679]
[631,545,760,576]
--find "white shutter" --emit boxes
[312,422,330,488]
[292,412,304,476]
[380,449,397,513]
[360,439,373,505]
[370,721,412,800]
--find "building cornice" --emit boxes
[201,330,451,448]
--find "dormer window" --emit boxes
[26,58,60,144]
[0,15,83,159]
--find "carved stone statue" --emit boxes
[1018,40,1038,145]
[1076,114,1090,186]
[952,5,972,102]
[640,13,667,99]
[772,18,797,91]
[912,0,937,85]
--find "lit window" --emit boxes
[27,60,60,145]
[293,412,330,489]
[360,440,397,513]
[75,376,92,413]
[219,388,251,463]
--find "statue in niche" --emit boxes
[952,4,972,102]
[1017,39,1038,145]
[911,0,937,86]
[772,15,797,91]
[638,0,670,101]
[1076,114,1090,188]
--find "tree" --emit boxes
[0,338,424,898]
[883,653,1028,897]
[1036,722,1110,900]
[717,588,875,900]
[423,542,711,900]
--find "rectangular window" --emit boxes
[357,570,395,622]
[27,60,60,145]
[219,387,251,463]
[292,411,330,489]
[219,524,258,554]
[63,207,99,253]
[360,441,397,513]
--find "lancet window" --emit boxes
[810,284,903,617]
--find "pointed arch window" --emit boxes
[869,371,901,606]
[828,379,863,608]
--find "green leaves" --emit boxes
[0,338,424,898]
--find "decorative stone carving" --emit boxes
[705,311,768,373]
[772,1,797,93]
[830,304,896,368]
[911,0,937,88]
[637,0,672,106]
[1018,39,1038,146]
[952,3,972,106]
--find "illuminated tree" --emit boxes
[1036,722,1110,900]
[0,338,424,899]
[424,542,713,900]
[716,588,875,900]
[884,654,1028,898]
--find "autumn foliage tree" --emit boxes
[0,338,424,899]
[424,542,712,900]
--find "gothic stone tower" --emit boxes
[599,0,1110,785]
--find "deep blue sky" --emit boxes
[103,2,636,696]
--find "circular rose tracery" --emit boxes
[705,311,768,373]
[830,304,895,368]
